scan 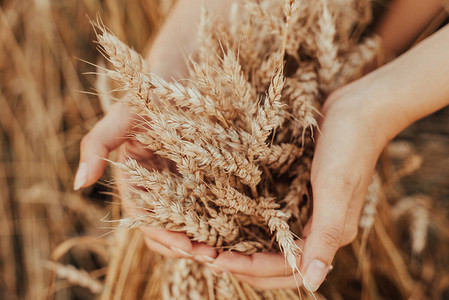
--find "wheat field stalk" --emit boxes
[1,0,449,299]
[93,0,399,299]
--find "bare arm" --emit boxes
[146,0,238,79]
[341,24,449,140]
[376,0,444,55]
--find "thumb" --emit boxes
[300,176,351,292]
[74,103,133,190]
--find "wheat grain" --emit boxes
[316,0,341,94]
[46,261,103,294]
[93,0,388,297]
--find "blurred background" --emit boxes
[0,0,448,299]
[0,1,174,299]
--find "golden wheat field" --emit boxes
[1,0,449,299]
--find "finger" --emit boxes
[142,229,217,260]
[301,115,372,292]
[143,237,191,259]
[213,239,304,277]
[302,213,357,245]
[341,192,367,245]
[191,242,217,260]
[303,211,362,245]
[74,103,134,190]
[233,273,303,290]
[301,173,352,292]
[140,226,193,254]
[302,218,312,238]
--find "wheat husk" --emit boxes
[92,1,384,297]
[33,0,448,299]
[92,0,383,298]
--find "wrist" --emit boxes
[331,25,449,150]
[363,25,449,138]
[354,72,409,144]
[325,77,403,156]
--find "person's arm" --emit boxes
[376,0,444,55]
[350,24,449,138]
[211,23,449,292]
[146,0,238,79]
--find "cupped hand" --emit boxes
[74,102,217,260]
[211,81,392,291]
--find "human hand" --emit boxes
[210,80,392,291]
[73,0,240,262]
[74,102,217,260]
[296,83,390,291]
[211,24,449,288]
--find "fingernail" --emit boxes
[73,162,88,191]
[170,247,192,257]
[194,255,215,263]
[303,260,328,292]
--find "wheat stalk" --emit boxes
[92,0,381,297]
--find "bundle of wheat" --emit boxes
[93,0,381,298]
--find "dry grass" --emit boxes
[94,0,448,299]
[94,2,378,297]
[0,1,173,299]
[1,0,449,299]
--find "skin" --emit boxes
[74,0,448,292]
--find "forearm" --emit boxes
[353,25,449,143]
[376,0,444,55]
[146,0,238,79]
